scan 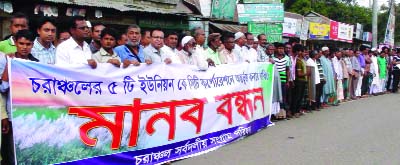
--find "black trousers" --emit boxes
[1,122,15,165]
[315,81,324,108]
[392,70,400,93]
[280,83,287,110]
[387,70,393,91]
[361,73,371,95]
[290,80,306,114]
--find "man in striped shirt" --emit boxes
[315,50,325,109]
[272,43,290,82]
[272,42,290,118]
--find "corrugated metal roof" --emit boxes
[183,0,196,6]
[285,12,303,20]
[43,0,192,14]
[304,11,330,24]
[183,0,202,15]
[146,0,180,5]
[210,22,247,33]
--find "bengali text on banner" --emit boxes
[10,59,275,165]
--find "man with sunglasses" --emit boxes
[56,16,97,69]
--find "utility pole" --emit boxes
[372,0,378,48]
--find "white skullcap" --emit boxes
[254,37,259,42]
[234,32,245,41]
[181,36,194,47]
[371,48,377,51]
[321,46,329,51]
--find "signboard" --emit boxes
[309,22,330,40]
[140,17,189,30]
[347,25,354,43]
[248,23,283,43]
[363,32,372,42]
[243,0,281,3]
[355,23,363,40]
[337,23,354,43]
[10,60,275,165]
[200,0,212,17]
[283,17,298,37]
[248,22,267,36]
[266,23,283,43]
[329,20,339,40]
[295,19,302,37]
[337,22,348,41]
[300,19,309,40]
[237,3,284,23]
[211,0,236,21]
[384,2,395,47]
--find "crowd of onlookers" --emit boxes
[0,12,399,164]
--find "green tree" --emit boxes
[284,0,372,31]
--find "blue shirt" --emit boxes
[114,44,144,63]
[358,53,366,68]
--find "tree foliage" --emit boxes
[283,0,372,31]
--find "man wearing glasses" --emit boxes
[56,16,97,68]
[143,29,172,64]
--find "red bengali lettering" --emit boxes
[215,88,265,124]
[253,88,264,113]
[68,88,262,150]
[68,105,131,150]
[215,95,233,125]
[235,94,251,121]
[179,98,206,134]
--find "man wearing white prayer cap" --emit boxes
[232,31,248,62]
[177,36,208,70]
[181,36,193,47]
[253,37,259,50]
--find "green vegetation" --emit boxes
[283,0,372,31]
[13,107,66,121]
[16,140,112,164]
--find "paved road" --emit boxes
[175,94,400,165]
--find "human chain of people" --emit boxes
[0,3,399,163]
[28,70,269,96]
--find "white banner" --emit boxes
[338,23,353,43]
[347,24,354,43]
[283,17,298,37]
[300,19,309,40]
[11,60,275,164]
[355,23,363,40]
